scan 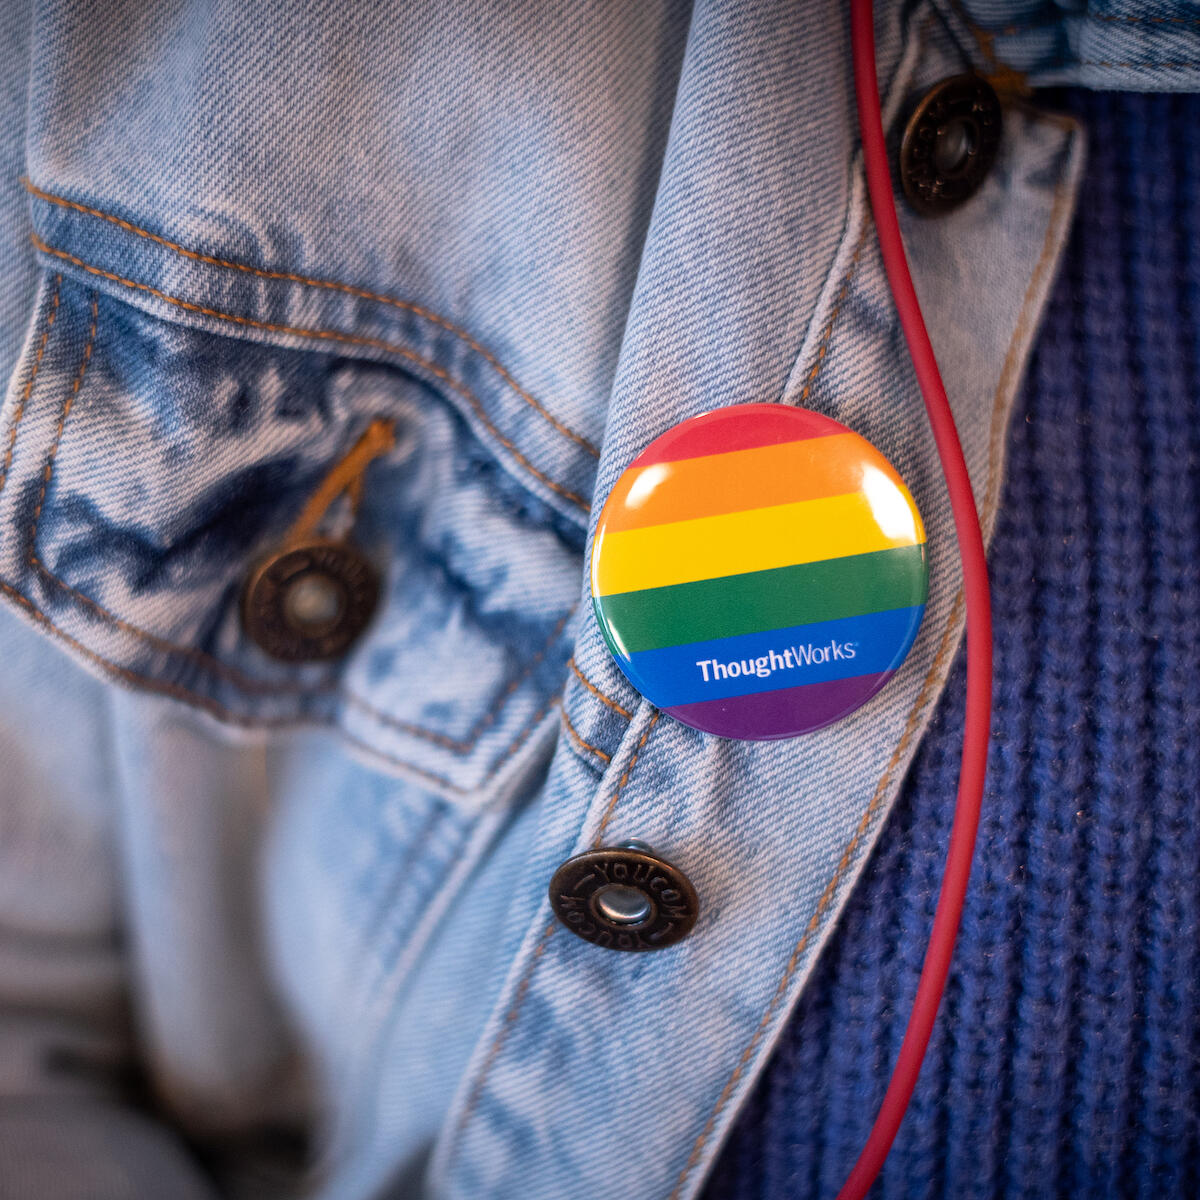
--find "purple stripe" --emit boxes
[665,671,894,740]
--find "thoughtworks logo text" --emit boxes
[696,641,858,683]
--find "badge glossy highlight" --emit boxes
[590,405,928,739]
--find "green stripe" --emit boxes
[597,544,928,655]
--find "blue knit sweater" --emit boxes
[706,88,1200,1200]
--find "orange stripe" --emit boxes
[600,432,908,532]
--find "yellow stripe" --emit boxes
[592,490,924,596]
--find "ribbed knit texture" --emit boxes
[705,89,1200,1200]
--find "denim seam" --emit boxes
[1075,60,1200,69]
[453,916,559,1131]
[994,15,1200,35]
[17,289,574,759]
[0,568,514,794]
[567,656,634,720]
[979,114,1080,529]
[27,294,98,563]
[32,493,572,754]
[22,178,600,458]
[339,610,575,753]
[453,708,661,1133]
[591,710,661,846]
[779,7,932,408]
[29,233,591,512]
[795,235,867,406]
[665,134,1082,1198]
[560,707,612,765]
[3,563,565,794]
[0,273,60,498]
[942,2,1200,74]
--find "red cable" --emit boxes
[836,3,994,1197]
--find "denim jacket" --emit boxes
[0,2,1194,1198]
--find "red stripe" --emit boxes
[630,404,846,467]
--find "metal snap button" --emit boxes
[900,74,1002,216]
[241,538,380,662]
[549,844,699,952]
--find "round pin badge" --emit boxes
[590,405,928,740]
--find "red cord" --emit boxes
[836,3,994,1198]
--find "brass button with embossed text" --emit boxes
[241,538,380,662]
[549,844,699,952]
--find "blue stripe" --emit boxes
[618,606,925,709]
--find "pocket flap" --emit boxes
[0,272,584,807]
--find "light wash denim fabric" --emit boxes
[959,1,1200,91]
[1,1,1193,1198]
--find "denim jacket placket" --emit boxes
[424,7,1084,1200]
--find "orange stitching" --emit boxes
[24,299,296,684]
[28,293,97,546]
[454,707,658,1136]
[568,656,633,720]
[31,543,328,689]
[466,691,562,783]
[33,524,571,754]
[980,133,1078,524]
[591,711,659,846]
[33,542,569,749]
[949,0,1200,57]
[797,232,868,406]
[1075,60,1200,69]
[560,707,612,764]
[997,13,1200,35]
[0,570,469,792]
[945,0,1003,72]
[0,567,563,797]
[341,692,567,1127]
[21,297,574,757]
[667,144,1081,1199]
[30,234,590,511]
[0,573,292,727]
[340,610,574,751]
[22,178,600,458]
[32,535,569,753]
[19,317,329,694]
[456,919,559,1127]
[0,274,61,496]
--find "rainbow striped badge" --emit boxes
[590,405,928,740]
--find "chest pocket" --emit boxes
[0,266,590,809]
